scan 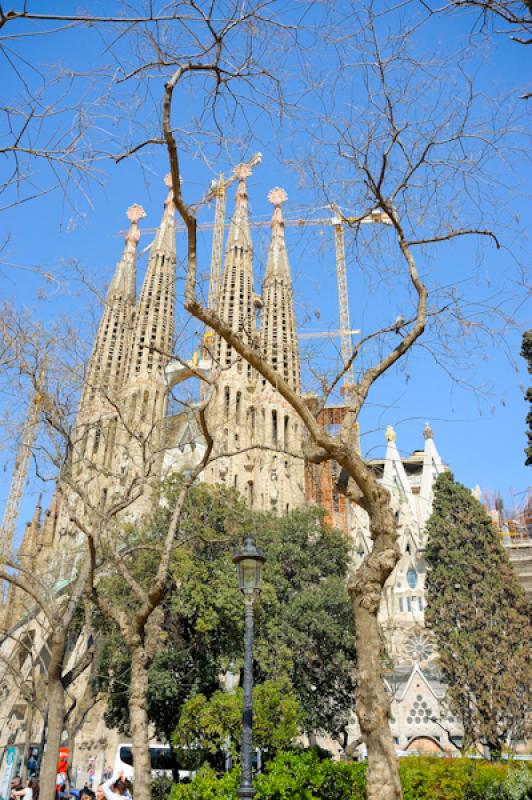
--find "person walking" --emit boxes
[13,777,39,800]
[99,772,131,800]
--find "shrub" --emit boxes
[171,764,239,800]
[254,750,365,800]
[170,752,532,800]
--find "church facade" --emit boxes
[0,168,463,782]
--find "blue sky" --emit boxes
[0,1,530,538]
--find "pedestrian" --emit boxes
[10,776,22,800]
[100,771,132,800]
[12,777,39,800]
[27,750,38,778]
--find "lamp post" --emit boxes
[233,536,265,800]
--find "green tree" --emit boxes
[521,330,532,466]
[173,680,302,758]
[93,480,248,745]
[96,482,356,745]
[424,471,531,758]
[252,510,356,741]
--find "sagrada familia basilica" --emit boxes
[0,166,466,783]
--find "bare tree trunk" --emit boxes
[128,647,152,800]
[40,639,66,800]
[353,603,401,800]
[348,493,403,800]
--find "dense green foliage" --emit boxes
[94,481,248,742]
[424,472,532,758]
[521,330,532,466]
[170,751,532,800]
[173,680,302,757]
[96,479,356,742]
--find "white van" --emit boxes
[114,743,195,782]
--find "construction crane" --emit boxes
[0,366,44,560]
[299,328,360,341]
[333,220,356,398]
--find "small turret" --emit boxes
[419,422,444,526]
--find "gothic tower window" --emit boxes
[407,568,418,589]
[92,424,102,456]
[272,410,278,444]
[224,386,230,419]
[248,407,256,442]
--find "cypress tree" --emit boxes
[424,471,531,758]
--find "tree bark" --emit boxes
[352,603,402,800]
[39,638,66,800]
[128,647,152,800]
[349,494,403,800]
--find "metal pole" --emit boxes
[238,598,255,799]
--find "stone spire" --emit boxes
[216,164,256,367]
[127,176,175,387]
[120,174,176,469]
[419,422,445,526]
[382,426,417,518]
[18,495,42,562]
[79,203,144,414]
[204,172,305,515]
[259,188,300,392]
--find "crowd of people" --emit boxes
[9,771,132,800]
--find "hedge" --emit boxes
[170,750,532,800]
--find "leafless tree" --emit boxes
[420,0,532,44]
[0,4,527,800]
[147,6,525,799]
[0,277,220,800]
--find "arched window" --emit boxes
[248,407,256,442]
[224,386,230,419]
[92,423,102,455]
[407,568,418,589]
[272,410,278,444]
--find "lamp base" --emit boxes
[237,786,256,799]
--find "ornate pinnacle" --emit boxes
[126,204,145,245]
[163,173,176,210]
[234,163,253,181]
[268,187,287,231]
[385,425,396,442]
[234,163,252,203]
[127,204,145,224]
[268,187,288,207]
[423,421,433,440]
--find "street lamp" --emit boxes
[233,536,265,800]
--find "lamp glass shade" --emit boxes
[238,557,263,594]
[233,536,265,597]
